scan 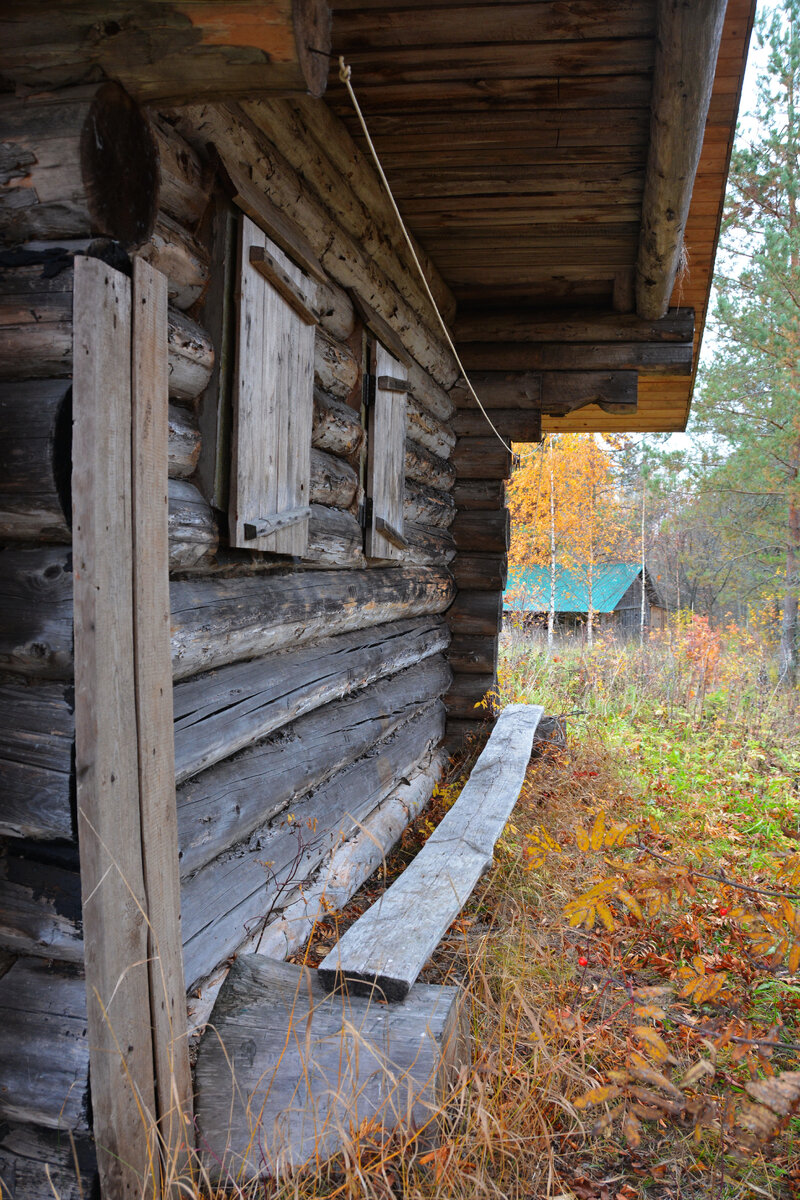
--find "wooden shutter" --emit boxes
[365,341,408,561]
[230,215,317,553]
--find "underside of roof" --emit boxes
[329,0,756,434]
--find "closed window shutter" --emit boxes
[230,215,317,553]
[365,342,408,561]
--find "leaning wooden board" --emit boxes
[318,703,545,1001]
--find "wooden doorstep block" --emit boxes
[194,956,469,1181]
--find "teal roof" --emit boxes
[504,563,643,614]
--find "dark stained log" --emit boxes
[452,370,639,416]
[178,658,451,878]
[0,0,332,103]
[451,553,507,592]
[453,408,541,440]
[444,672,497,719]
[407,359,455,423]
[443,717,490,756]
[168,402,201,478]
[194,956,466,1179]
[137,212,210,310]
[0,263,215,399]
[403,521,456,567]
[173,616,450,785]
[0,957,89,1132]
[404,481,455,529]
[315,327,360,399]
[452,479,504,510]
[452,438,512,481]
[168,479,219,571]
[451,370,541,410]
[312,388,364,461]
[0,83,158,247]
[457,341,693,376]
[0,855,83,963]
[452,306,695,344]
[636,0,728,320]
[151,112,214,227]
[542,371,638,416]
[170,565,456,680]
[305,504,364,568]
[0,380,71,543]
[407,396,455,459]
[0,679,74,841]
[451,509,510,554]
[174,103,459,388]
[0,1120,96,1200]
[310,447,359,509]
[447,634,497,676]
[0,547,73,679]
[447,589,502,637]
[405,438,456,492]
[181,701,445,988]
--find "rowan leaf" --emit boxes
[634,1026,676,1065]
[744,1072,800,1116]
[622,1110,642,1148]
[634,1003,667,1020]
[595,900,616,932]
[627,1051,684,1100]
[617,889,644,920]
[589,811,607,852]
[575,825,590,852]
[680,1059,715,1090]
[573,1084,622,1109]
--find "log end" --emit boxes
[294,0,332,98]
[80,82,160,250]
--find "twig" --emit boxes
[635,841,800,902]
[668,1011,800,1055]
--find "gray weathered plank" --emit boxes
[0,1119,96,1200]
[72,255,159,1195]
[366,342,407,561]
[181,701,445,989]
[0,855,82,962]
[319,704,544,1000]
[0,679,74,840]
[194,955,468,1179]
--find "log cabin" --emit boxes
[0,1,754,1194]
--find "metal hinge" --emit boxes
[358,496,373,529]
[363,372,376,409]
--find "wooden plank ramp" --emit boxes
[318,703,545,1001]
[194,956,468,1181]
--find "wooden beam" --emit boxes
[72,256,158,1197]
[456,341,693,376]
[453,408,541,440]
[452,307,694,344]
[131,260,193,1163]
[0,0,332,101]
[453,371,638,420]
[636,0,728,320]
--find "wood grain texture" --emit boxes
[71,256,158,1197]
[366,343,407,561]
[0,679,74,840]
[131,259,193,1153]
[0,1118,96,1200]
[318,704,544,1000]
[194,955,468,1178]
[230,216,315,553]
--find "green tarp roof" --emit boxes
[504,563,643,614]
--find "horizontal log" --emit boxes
[168,479,219,571]
[1,0,332,102]
[444,672,497,719]
[0,547,73,679]
[0,83,158,247]
[407,396,455,459]
[451,553,507,592]
[404,481,455,529]
[174,616,450,785]
[453,408,541,440]
[447,634,498,676]
[304,504,364,568]
[406,359,455,423]
[457,341,693,377]
[312,388,364,461]
[452,479,505,509]
[0,263,214,399]
[452,437,513,480]
[151,112,214,228]
[403,521,456,567]
[0,679,74,841]
[451,509,510,553]
[404,438,456,491]
[136,212,210,310]
[178,657,451,879]
[181,700,445,988]
[168,403,201,478]
[0,1119,96,1200]
[447,589,503,637]
[0,957,89,1132]
[452,306,695,344]
[171,566,455,680]
[451,370,541,410]
[0,855,83,963]
[315,277,356,342]
[310,447,359,509]
[443,717,491,755]
[453,370,640,416]
[315,327,360,400]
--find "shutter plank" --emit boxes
[230,216,316,555]
[366,343,407,561]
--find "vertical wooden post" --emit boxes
[73,256,159,1197]
[131,259,194,1169]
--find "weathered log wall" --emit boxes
[0,84,466,1197]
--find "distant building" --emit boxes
[504,564,667,635]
